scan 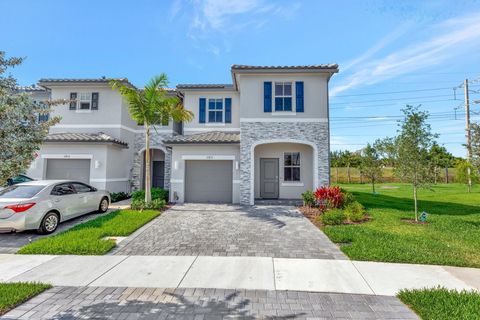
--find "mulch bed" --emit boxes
[298,206,371,226]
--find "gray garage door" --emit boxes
[46,159,91,183]
[185,160,232,203]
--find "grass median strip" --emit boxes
[18,209,160,255]
[321,183,480,268]
[398,287,480,320]
[0,283,52,315]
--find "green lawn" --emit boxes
[398,287,480,320]
[18,209,160,255]
[322,183,480,267]
[0,283,51,315]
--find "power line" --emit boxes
[330,98,458,109]
[331,94,457,105]
[333,86,457,98]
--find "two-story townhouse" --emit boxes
[165,64,338,205]
[25,64,337,204]
[26,78,178,193]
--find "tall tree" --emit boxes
[111,74,193,202]
[395,105,438,221]
[470,122,480,171]
[428,142,456,184]
[340,150,355,184]
[359,143,383,193]
[0,52,60,185]
[375,137,398,167]
[456,159,478,189]
[330,150,341,184]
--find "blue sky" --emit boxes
[1,0,480,156]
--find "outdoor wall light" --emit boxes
[174,161,178,170]
[235,161,239,170]
[94,160,101,169]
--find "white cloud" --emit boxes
[180,0,300,39]
[169,0,183,20]
[331,11,480,96]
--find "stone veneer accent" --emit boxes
[240,121,330,205]
[132,132,172,191]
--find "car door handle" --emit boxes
[54,199,61,203]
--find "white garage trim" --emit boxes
[181,155,236,160]
[41,154,93,159]
[250,139,318,205]
[170,179,184,183]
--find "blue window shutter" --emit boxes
[225,98,232,123]
[296,81,304,112]
[264,82,272,112]
[199,98,206,123]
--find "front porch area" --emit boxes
[253,142,316,202]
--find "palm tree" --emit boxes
[111,74,193,202]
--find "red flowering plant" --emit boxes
[314,186,345,212]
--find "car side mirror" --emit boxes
[91,187,97,192]
[6,178,13,186]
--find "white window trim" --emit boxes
[207,98,225,124]
[281,182,304,187]
[274,82,294,113]
[283,151,301,183]
[74,92,94,112]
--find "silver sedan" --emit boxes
[0,180,110,234]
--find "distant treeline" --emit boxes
[330,167,458,184]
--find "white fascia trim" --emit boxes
[170,179,184,183]
[181,155,236,160]
[41,154,93,159]
[281,182,305,187]
[271,112,296,116]
[53,124,173,134]
[240,118,328,123]
[183,127,240,132]
[233,180,241,184]
[90,178,129,182]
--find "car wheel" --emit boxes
[98,197,109,213]
[38,212,59,234]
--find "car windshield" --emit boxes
[0,185,45,198]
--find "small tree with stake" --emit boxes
[359,143,383,194]
[395,105,438,221]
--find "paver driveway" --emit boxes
[0,286,418,319]
[112,203,346,259]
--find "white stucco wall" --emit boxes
[237,73,329,119]
[26,143,131,193]
[169,145,241,203]
[253,143,314,199]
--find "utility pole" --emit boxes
[464,79,472,192]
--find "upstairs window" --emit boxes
[35,101,49,123]
[275,82,292,112]
[69,92,99,111]
[208,98,223,123]
[79,93,91,110]
[284,152,300,181]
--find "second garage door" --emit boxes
[46,159,91,183]
[185,160,232,203]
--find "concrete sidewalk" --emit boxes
[1,254,479,296]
